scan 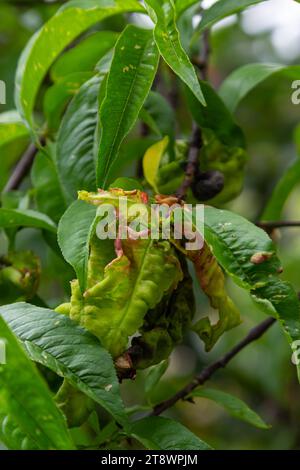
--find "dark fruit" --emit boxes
[192,170,225,201]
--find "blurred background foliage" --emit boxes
[1,0,300,450]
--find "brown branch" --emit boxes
[175,29,211,200]
[257,221,300,230]
[151,316,276,416]
[176,124,202,200]
[3,138,45,193]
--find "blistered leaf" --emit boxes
[190,243,241,351]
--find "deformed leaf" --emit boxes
[67,190,183,358]
[190,243,241,351]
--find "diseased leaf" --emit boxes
[58,200,97,292]
[219,63,300,112]
[0,208,56,233]
[56,75,105,202]
[15,0,144,130]
[0,314,74,450]
[50,31,119,81]
[144,0,205,106]
[190,243,241,351]
[191,388,269,429]
[97,25,159,187]
[66,190,182,358]
[0,302,128,428]
[189,206,300,378]
[131,416,212,450]
[143,136,169,191]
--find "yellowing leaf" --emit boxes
[143,136,169,191]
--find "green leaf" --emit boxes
[56,75,105,202]
[196,0,268,34]
[144,91,176,143]
[58,200,97,292]
[0,111,30,189]
[194,207,300,378]
[186,81,245,148]
[15,0,144,130]
[144,0,205,106]
[191,388,269,429]
[0,302,128,428]
[262,160,300,221]
[97,25,159,187]
[143,136,169,191]
[131,416,212,450]
[219,63,300,112]
[0,208,57,233]
[175,0,198,16]
[50,31,119,81]
[43,72,93,134]
[145,359,169,396]
[0,314,74,450]
[109,177,144,191]
[31,144,67,224]
[0,111,29,144]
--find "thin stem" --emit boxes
[151,317,276,416]
[3,138,45,193]
[257,221,300,230]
